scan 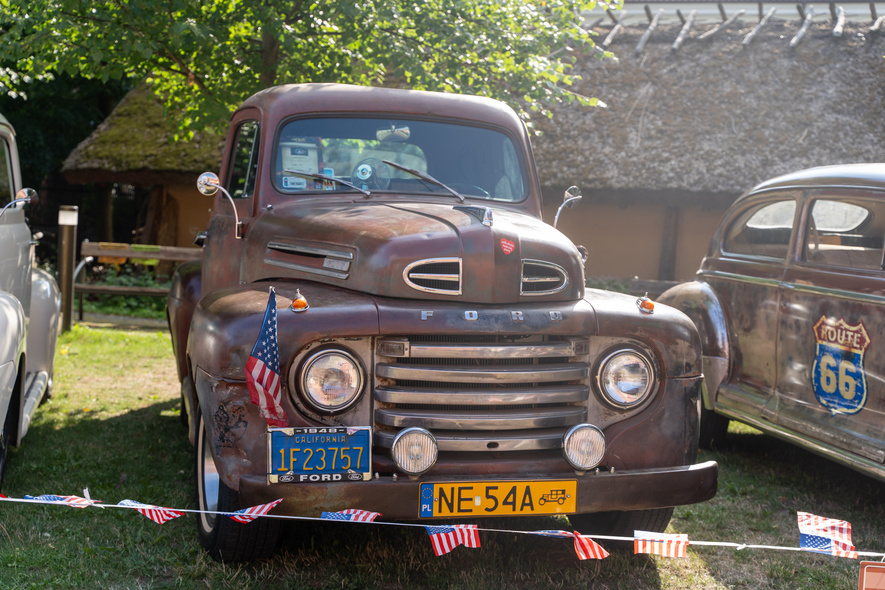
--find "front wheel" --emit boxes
[195,412,280,562]
[569,508,674,547]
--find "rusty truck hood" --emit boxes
[241,199,584,303]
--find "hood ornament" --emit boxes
[453,205,493,227]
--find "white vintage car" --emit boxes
[0,113,60,487]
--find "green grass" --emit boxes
[0,324,880,588]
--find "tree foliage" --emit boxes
[0,0,613,132]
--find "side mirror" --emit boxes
[197,172,221,196]
[553,185,582,229]
[0,187,38,219]
[196,172,242,239]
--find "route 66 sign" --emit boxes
[811,316,870,415]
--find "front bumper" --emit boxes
[239,460,718,520]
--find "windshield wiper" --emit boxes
[284,169,371,198]
[381,159,464,202]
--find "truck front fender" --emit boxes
[658,281,730,410]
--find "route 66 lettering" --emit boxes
[811,316,870,415]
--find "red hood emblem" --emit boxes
[500,238,515,255]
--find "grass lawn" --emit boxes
[0,322,881,589]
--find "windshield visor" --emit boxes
[274,117,527,202]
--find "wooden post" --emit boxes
[744,7,777,45]
[634,8,664,56]
[672,10,697,51]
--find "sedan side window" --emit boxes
[804,199,885,270]
[227,121,260,199]
[723,199,796,259]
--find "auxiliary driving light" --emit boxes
[391,428,438,475]
[562,424,606,471]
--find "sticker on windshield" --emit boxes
[811,316,870,415]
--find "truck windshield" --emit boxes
[274,117,527,202]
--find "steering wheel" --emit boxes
[449,183,491,199]
[351,158,391,191]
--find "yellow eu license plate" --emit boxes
[419,480,577,517]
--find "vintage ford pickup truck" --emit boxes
[167,83,718,561]
[0,113,61,488]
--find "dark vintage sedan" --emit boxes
[659,163,885,481]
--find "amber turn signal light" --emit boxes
[291,289,309,312]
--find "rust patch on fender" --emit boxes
[213,399,249,451]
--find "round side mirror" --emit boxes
[197,172,221,196]
[14,187,38,206]
[564,185,582,209]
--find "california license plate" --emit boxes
[267,427,372,484]
[419,480,577,517]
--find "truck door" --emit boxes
[777,192,885,465]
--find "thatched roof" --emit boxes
[535,19,885,205]
[62,84,224,185]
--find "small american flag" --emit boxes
[535,530,609,560]
[245,287,288,427]
[634,530,689,558]
[229,498,283,523]
[798,512,858,558]
[321,509,381,522]
[118,499,184,525]
[425,524,481,556]
[24,494,98,509]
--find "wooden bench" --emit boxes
[76,241,202,318]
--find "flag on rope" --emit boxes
[24,494,98,509]
[321,509,381,522]
[117,499,184,525]
[424,524,481,556]
[245,287,288,427]
[797,512,858,559]
[229,498,284,523]
[634,530,689,558]
[535,530,609,560]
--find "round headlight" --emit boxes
[598,350,654,408]
[563,424,606,471]
[299,349,365,413]
[391,428,438,475]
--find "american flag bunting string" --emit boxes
[245,287,288,427]
[321,509,381,522]
[425,524,481,556]
[634,530,689,558]
[229,498,284,523]
[24,494,99,509]
[118,499,185,525]
[797,512,858,559]
[535,530,609,560]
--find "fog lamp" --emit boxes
[391,428,438,475]
[562,424,606,471]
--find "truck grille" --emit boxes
[520,260,568,295]
[374,336,589,452]
[403,258,462,295]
